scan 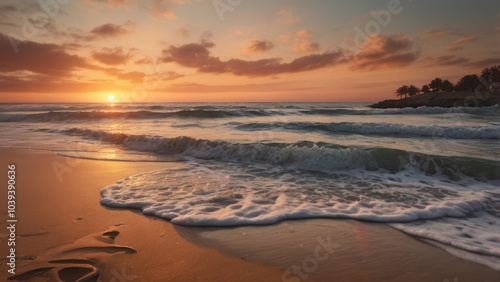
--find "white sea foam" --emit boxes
[100,161,500,268]
[391,211,500,257]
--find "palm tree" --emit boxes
[421,85,431,93]
[420,84,431,93]
[429,78,443,92]
[408,85,420,97]
[396,85,409,99]
[441,80,455,92]
[481,65,500,83]
[455,74,481,92]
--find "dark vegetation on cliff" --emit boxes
[370,65,500,108]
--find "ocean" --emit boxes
[1,102,499,269]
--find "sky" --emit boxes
[0,0,498,103]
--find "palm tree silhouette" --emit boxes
[421,85,431,93]
[481,65,500,84]
[441,80,454,92]
[396,85,409,99]
[429,78,443,92]
[408,85,420,97]
[455,74,481,91]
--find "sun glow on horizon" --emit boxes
[108,95,115,102]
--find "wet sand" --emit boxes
[0,148,499,281]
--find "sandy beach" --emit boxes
[0,148,283,281]
[1,148,499,281]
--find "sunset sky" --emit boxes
[0,0,498,102]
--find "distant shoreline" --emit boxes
[370,90,500,109]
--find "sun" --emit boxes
[108,95,115,102]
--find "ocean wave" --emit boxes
[300,105,500,116]
[62,128,500,179]
[1,104,498,122]
[63,128,377,171]
[0,105,78,112]
[234,122,500,140]
[0,109,280,122]
[0,104,167,112]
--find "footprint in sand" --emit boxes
[8,230,137,282]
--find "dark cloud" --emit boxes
[92,47,132,65]
[160,40,344,77]
[465,58,500,68]
[349,34,420,71]
[116,71,146,83]
[242,40,275,55]
[426,55,469,67]
[0,4,17,12]
[12,19,135,42]
[49,21,136,42]
[0,74,121,93]
[0,32,97,76]
[89,21,135,39]
[160,81,320,93]
[0,21,18,27]
[0,31,181,92]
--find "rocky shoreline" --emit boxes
[370,90,500,109]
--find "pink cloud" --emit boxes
[89,21,136,39]
[242,40,275,55]
[280,30,320,54]
[445,36,477,51]
[349,34,420,71]
[160,40,344,77]
[0,32,96,76]
[92,47,133,65]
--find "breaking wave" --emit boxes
[62,128,500,180]
[234,122,500,140]
[1,105,498,122]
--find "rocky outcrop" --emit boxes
[370,90,500,109]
